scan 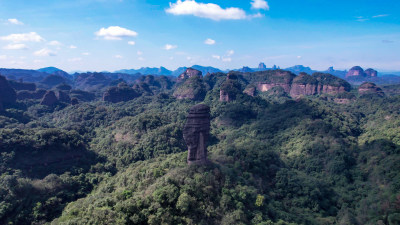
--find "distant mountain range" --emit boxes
[0,64,399,85]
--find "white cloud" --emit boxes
[0,32,44,42]
[249,12,263,19]
[251,0,269,10]
[8,18,24,25]
[222,57,232,62]
[137,51,143,55]
[373,14,389,18]
[34,48,56,57]
[128,41,135,45]
[204,38,216,45]
[227,50,234,56]
[95,26,138,40]
[48,40,62,46]
[212,55,221,60]
[69,45,77,49]
[164,44,177,50]
[68,57,82,62]
[114,54,123,59]
[166,0,247,21]
[3,43,28,50]
[82,52,90,56]
[0,55,7,60]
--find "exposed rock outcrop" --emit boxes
[255,70,295,93]
[358,82,385,97]
[40,91,58,106]
[0,75,17,106]
[258,62,267,70]
[177,68,202,82]
[346,66,365,78]
[289,73,318,97]
[220,74,241,102]
[365,68,378,77]
[183,104,210,165]
[103,83,140,103]
[56,91,71,103]
[312,73,351,95]
[243,85,256,97]
[173,76,207,100]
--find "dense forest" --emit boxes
[0,69,400,225]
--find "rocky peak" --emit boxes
[346,66,365,78]
[289,73,318,97]
[173,76,206,101]
[55,91,71,103]
[243,85,256,97]
[183,104,210,165]
[178,68,202,82]
[103,85,140,103]
[40,91,58,106]
[220,75,242,102]
[365,68,378,77]
[258,62,267,69]
[358,82,385,97]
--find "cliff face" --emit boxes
[358,82,385,97]
[103,83,140,103]
[40,91,58,106]
[177,68,202,82]
[173,76,207,101]
[312,72,351,95]
[247,70,351,97]
[219,74,242,102]
[346,66,365,78]
[365,68,378,77]
[183,104,210,165]
[289,73,318,97]
[243,86,256,97]
[346,66,378,78]
[256,70,296,93]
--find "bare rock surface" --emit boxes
[183,104,210,165]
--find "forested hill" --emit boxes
[0,68,400,225]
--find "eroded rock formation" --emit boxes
[40,91,58,106]
[177,68,202,82]
[243,86,256,97]
[289,72,318,97]
[56,91,71,103]
[173,76,206,101]
[183,104,210,165]
[103,83,140,103]
[365,68,378,77]
[358,82,385,97]
[220,74,241,102]
[346,66,365,78]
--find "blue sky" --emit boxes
[0,0,399,72]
